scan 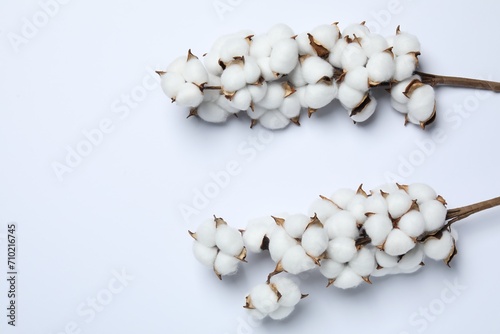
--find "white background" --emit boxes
[1,0,500,333]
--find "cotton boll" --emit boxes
[398,210,425,238]
[390,75,420,104]
[308,198,341,223]
[192,241,218,267]
[267,23,295,45]
[372,183,400,194]
[302,225,329,257]
[296,33,315,56]
[269,228,298,262]
[247,308,266,321]
[324,211,359,239]
[203,52,224,76]
[363,214,393,246]
[319,259,345,278]
[338,83,365,109]
[216,95,240,114]
[279,94,302,118]
[161,72,186,100]
[296,86,308,108]
[327,237,357,263]
[360,33,389,57]
[243,56,262,84]
[175,82,204,107]
[230,88,252,111]
[220,37,250,63]
[203,75,222,102]
[346,194,368,224]
[215,225,245,257]
[341,43,368,71]
[249,283,280,314]
[349,95,377,123]
[247,81,268,103]
[271,276,301,307]
[333,267,364,289]
[375,249,399,268]
[289,63,307,87]
[258,82,285,109]
[281,245,317,274]
[419,200,447,232]
[342,23,370,39]
[214,252,240,276]
[311,24,340,50]
[407,85,435,122]
[366,51,395,83]
[301,56,334,84]
[194,218,217,247]
[387,191,413,219]
[371,266,398,277]
[250,35,272,58]
[393,31,420,56]
[304,82,338,109]
[408,183,438,204]
[257,57,279,82]
[197,102,231,123]
[221,64,247,92]
[391,98,408,114]
[405,111,420,126]
[247,105,269,120]
[398,245,424,270]
[270,38,299,75]
[349,247,376,277]
[269,306,295,320]
[283,214,310,239]
[384,228,416,256]
[344,66,369,92]
[243,216,275,253]
[423,231,455,261]
[183,55,209,85]
[394,54,418,81]
[259,109,291,130]
[166,55,186,74]
[365,193,388,215]
[328,38,348,68]
[331,188,356,209]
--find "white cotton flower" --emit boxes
[343,23,370,39]
[363,214,393,246]
[257,57,279,82]
[271,276,301,307]
[197,102,231,123]
[349,247,376,277]
[247,308,266,321]
[249,283,280,314]
[301,224,329,257]
[214,252,240,276]
[308,197,341,223]
[203,52,224,76]
[333,267,364,289]
[397,245,424,270]
[386,191,413,219]
[247,81,268,103]
[269,227,298,262]
[215,224,245,257]
[216,95,240,114]
[160,72,185,100]
[408,183,438,204]
[393,53,418,81]
[338,83,366,109]
[371,266,399,277]
[230,88,252,111]
[407,84,435,122]
[320,259,345,279]
[243,56,262,84]
[175,82,204,108]
[266,23,295,45]
[419,199,447,232]
[203,74,222,102]
[384,228,416,256]
[296,33,315,56]
[270,38,299,75]
[341,43,367,71]
[310,24,340,50]
[301,56,334,84]
[390,75,420,104]
[243,216,275,253]
[289,63,307,87]
[282,214,310,239]
[221,64,247,92]
[247,105,269,120]
[250,35,272,58]
[328,37,348,68]
[166,55,186,74]
[331,188,356,209]
[259,109,291,130]
[269,306,295,320]
[278,94,301,119]
[192,241,218,267]
[365,193,388,215]
[349,94,378,123]
[327,237,357,263]
[375,249,399,268]
[193,218,217,247]
[346,194,368,224]
[423,231,455,261]
[398,210,425,238]
[391,98,408,114]
[258,82,285,109]
[183,53,209,85]
[344,66,369,92]
[360,33,389,57]
[304,82,338,109]
[366,51,395,84]
[220,36,250,63]
[281,245,317,274]
[324,210,359,239]
[393,31,420,56]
